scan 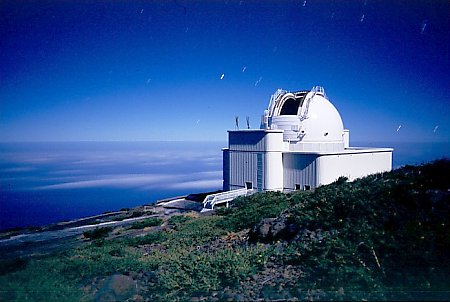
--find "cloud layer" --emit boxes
[35,171,223,191]
[1,142,224,192]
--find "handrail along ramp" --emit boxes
[201,188,255,212]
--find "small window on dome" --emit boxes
[280,98,301,115]
[324,132,329,136]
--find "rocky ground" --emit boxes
[0,198,198,260]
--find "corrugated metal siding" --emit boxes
[283,153,318,189]
[223,149,230,190]
[257,153,263,191]
[228,150,261,189]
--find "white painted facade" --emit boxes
[223,86,393,191]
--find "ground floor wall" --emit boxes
[316,151,392,185]
[224,149,392,191]
[223,149,283,191]
[283,153,319,190]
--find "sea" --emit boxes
[0,141,448,230]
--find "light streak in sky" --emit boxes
[421,20,428,34]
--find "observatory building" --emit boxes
[223,86,393,192]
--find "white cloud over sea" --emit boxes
[35,174,175,190]
[1,142,224,193]
[167,179,223,190]
[34,171,223,191]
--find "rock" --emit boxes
[127,271,139,279]
[249,218,275,241]
[249,215,300,242]
[131,294,144,301]
[95,274,137,302]
[270,218,286,238]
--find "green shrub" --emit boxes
[83,227,112,239]
[156,244,270,299]
[167,215,192,229]
[124,231,167,246]
[129,217,162,229]
[130,211,145,218]
[168,216,227,247]
[217,191,298,232]
[0,256,83,301]
[260,160,450,294]
[0,258,28,276]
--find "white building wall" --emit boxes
[317,151,392,185]
[265,152,283,191]
[224,129,392,192]
[343,130,350,148]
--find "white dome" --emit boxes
[300,94,344,142]
[264,87,344,145]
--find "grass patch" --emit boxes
[124,231,168,246]
[128,217,162,229]
[167,214,193,229]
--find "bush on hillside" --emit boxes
[83,227,112,240]
[247,159,450,294]
[128,217,162,229]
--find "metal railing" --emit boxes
[267,88,286,117]
[299,91,316,122]
[201,188,255,212]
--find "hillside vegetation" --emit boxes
[0,160,449,301]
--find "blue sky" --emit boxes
[1,0,449,143]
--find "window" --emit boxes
[304,185,311,191]
[295,184,301,190]
[245,182,253,189]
